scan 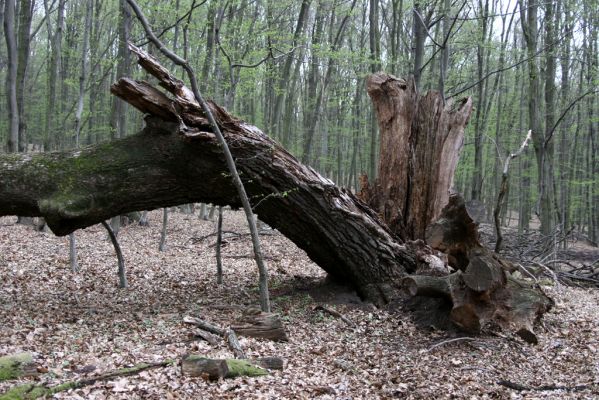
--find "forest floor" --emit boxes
[1,209,598,399]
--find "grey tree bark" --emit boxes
[3,0,18,153]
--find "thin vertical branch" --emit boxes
[101,221,127,288]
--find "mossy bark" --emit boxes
[0,360,174,400]
[0,353,35,382]
[180,355,269,379]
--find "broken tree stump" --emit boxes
[360,73,473,240]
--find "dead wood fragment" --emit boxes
[182,316,250,357]
[192,330,220,346]
[181,355,268,380]
[313,305,355,327]
[183,316,225,336]
[231,309,288,341]
[497,379,594,392]
[403,194,554,342]
[226,329,246,359]
[426,337,476,352]
[255,357,284,370]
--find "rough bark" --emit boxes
[231,309,288,341]
[360,73,473,240]
[405,195,554,343]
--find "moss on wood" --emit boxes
[0,353,35,382]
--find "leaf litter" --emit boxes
[0,210,598,399]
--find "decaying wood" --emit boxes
[361,73,473,240]
[183,316,247,357]
[191,330,220,346]
[225,329,246,359]
[403,195,554,343]
[313,305,355,327]
[181,355,269,380]
[0,353,37,382]
[255,357,284,370]
[0,360,174,400]
[183,316,225,336]
[231,308,288,341]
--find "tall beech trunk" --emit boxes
[360,73,473,240]
[0,47,552,337]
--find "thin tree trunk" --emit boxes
[216,206,223,284]
[74,0,93,147]
[16,0,33,152]
[4,0,19,153]
[101,221,127,288]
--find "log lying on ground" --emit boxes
[231,308,288,341]
[181,356,276,380]
[0,360,174,400]
[403,195,554,343]
[0,353,37,382]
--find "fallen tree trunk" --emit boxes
[180,356,272,380]
[0,353,37,382]
[0,45,552,337]
[0,360,175,400]
[0,47,415,305]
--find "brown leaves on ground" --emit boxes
[1,210,598,399]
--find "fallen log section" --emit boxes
[0,45,553,338]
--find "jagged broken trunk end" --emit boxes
[361,73,473,240]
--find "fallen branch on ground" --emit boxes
[497,379,594,392]
[313,305,355,327]
[0,360,174,400]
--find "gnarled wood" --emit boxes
[361,73,473,240]
[404,195,553,342]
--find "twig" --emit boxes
[530,261,561,290]
[514,263,538,283]
[427,337,476,352]
[497,379,593,392]
[313,305,355,327]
